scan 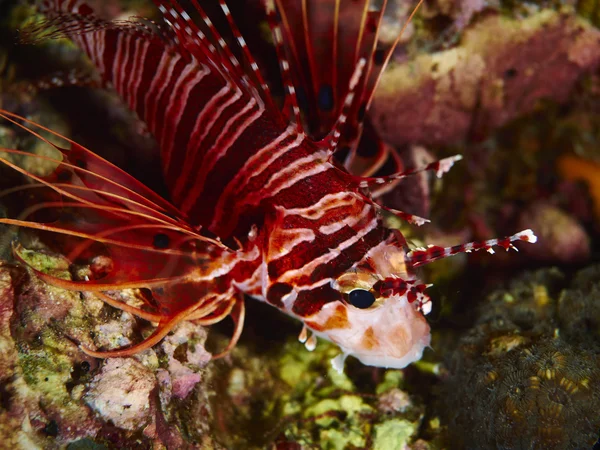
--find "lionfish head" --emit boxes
[304,226,537,371]
[306,242,431,371]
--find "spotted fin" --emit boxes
[0,108,233,309]
[268,0,419,143]
[27,1,293,226]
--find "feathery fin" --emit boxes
[272,0,424,146]
[0,110,240,355]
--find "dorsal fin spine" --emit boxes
[358,7,385,107]
[364,0,425,111]
[154,0,251,103]
[154,2,219,66]
[331,0,340,109]
[301,1,318,109]
[353,1,370,65]
[325,58,367,152]
[184,1,244,76]
[217,0,276,112]
[264,0,303,131]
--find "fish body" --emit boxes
[0,0,536,370]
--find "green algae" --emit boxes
[373,419,418,450]
[278,338,340,388]
[19,328,73,389]
[375,370,405,395]
[15,246,71,279]
[277,340,424,448]
[5,4,42,30]
[0,0,597,448]
[205,332,429,448]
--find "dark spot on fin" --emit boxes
[373,48,385,66]
[357,102,367,122]
[318,84,334,111]
[366,16,378,33]
[153,233,170,249]
[74,158,87,169]
[56,169,71,182]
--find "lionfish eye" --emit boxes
[348,289,376,309]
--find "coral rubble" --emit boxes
[443,267,600,449]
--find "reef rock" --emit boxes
[442,267,600,449]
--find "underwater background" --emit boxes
[0,0,599,448]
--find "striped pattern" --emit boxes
[37,1,534,319]
[60,10,286,237]
[407,229,537,267]
[38,0,398,320]
[9,1,537,363]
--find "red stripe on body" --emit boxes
[184,116,289,234]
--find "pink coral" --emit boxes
[160,322,211,399]
[371,11,600,147]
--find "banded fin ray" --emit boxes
[269,0,425,195]
[34,0,278,116]
[28,1,432,230]
[0,109,230,289]
[271,0,391,139]
[0,110,183,217]
[28,1,290,226]
[0,108,249,356]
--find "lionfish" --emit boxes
[0,0,536,371]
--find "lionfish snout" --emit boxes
[302,244,431,371]
[305,289,431,372]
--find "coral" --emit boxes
[84,358,156,431]
[159,322,211,400]
[274,341,424,449]
[559,155,600,219]
[371,9,600,148]
[0,265,47,449]
[0,246,218,448]
[442,266,600,449]
[0,263,101,448]
[558,265,600,344]
[203,334,430,449]
[373,419,418,450]
[1,1,599,448]
[517,202,590,263]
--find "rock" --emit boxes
[518,202,590,264]
[372,11,600,147]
